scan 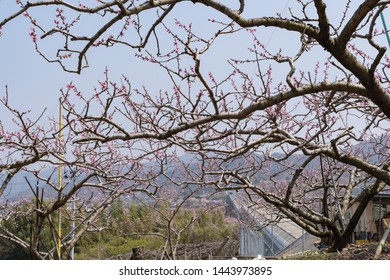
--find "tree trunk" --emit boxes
[330,190,376,251]
[374,221,390,259]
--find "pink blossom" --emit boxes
[75,90,83,99]
[29,27,37,42]
[173,40,180,53]
[208,72,216,84]
[79,3,88,9]
[100,81,108,90]
[66,83,75,89]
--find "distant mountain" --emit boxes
[1,169,79,202]
[2,141,387,202]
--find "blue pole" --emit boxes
[380,12,390,48]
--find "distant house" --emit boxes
[348,191,390,242]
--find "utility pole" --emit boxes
[69,197,75,260]
[57,97,63,259]
[271,215,274,256]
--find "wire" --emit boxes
[265,0,292,48]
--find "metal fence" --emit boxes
[239,227,264,258]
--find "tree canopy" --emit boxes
[0,0,390,255]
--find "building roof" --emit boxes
[373,191,390,205]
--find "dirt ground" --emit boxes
[284,243,390,260]
[329,243,390,260]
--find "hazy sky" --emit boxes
[0,1,388,129]
[0,1,293,116]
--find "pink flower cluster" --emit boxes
[79,3,88,9]
[58,52,72,60]
[66,82,84,99]
[29,27,37,43]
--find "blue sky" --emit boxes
[0,1,292,116]
[0,0,388,130]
